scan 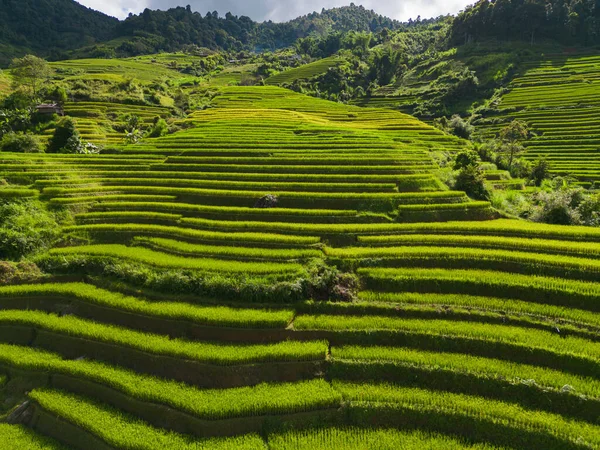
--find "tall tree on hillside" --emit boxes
[499,120,530,171]
[10,55,53,100]
[371,47,402,85]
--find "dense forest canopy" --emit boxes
[0,0,118,61]
[111,4,403,55]
[451,0,600,46]
[0,2,404,64]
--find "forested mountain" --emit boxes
[451,0,600,46]
[112,4,402,55]
[0,0,118,63]
[284,4,401,36]
[0,1,402,63]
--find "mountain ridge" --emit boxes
[0,1,404,65]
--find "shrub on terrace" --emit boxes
[530,158,550,187]
[0,261,43,284]
[47,117,77,153]
[529,189,582,225]
[453,150,480,170]
[578,193,600,227]
[433,114,474,139]
[0,132,43,153]
[147,117,169,138]
[454,164,490,201]
[302,260,359,302]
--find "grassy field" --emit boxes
[0,66,598,450]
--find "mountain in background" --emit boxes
[0,0,118,63]
[96,3,402,56]
[2,0,599,67]
[0,1,402,64]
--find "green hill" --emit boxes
[0,1,600,447]
[1,81,600,448]
[474,51,600,183]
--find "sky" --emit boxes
[77,0,474,22]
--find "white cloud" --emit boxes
[77,0,149,18]
[77,0,473,21]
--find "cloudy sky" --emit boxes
[77,0,474,22]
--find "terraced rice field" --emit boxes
[0,71,10,96]
[1,86,599,449]
[265,57,344,85]
[51,58,187,82]
[476,52,600,183]
[60,101,174,145]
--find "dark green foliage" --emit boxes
[146,118,168,138]
[303,260,359,302]
[111,5,403,57]
[499,120,529,144]
[0,3,408,63]
[530,189,581,225]
[435,115,474,139]
[370,47,403,85]
[454,150,480,170]
[0,0,118,65]
[123,114,141,133]
[491,120,530,172]
[455,165,490,201]
[530,158,550,187]
[62,133,85,154]
[1,91,35,111]
[45,85,68,104]
[0,107,34,137]
[47,117,77,153]
[36,253,358,303]
[528,183,600,227]
[0,132,42,153]
[452,0,600,47]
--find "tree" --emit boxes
[530,158,550,187]
[498,120,529,171]
[123,114,141,133]
[47,118,77,153]
[499,119,529,143]
[433,115,474,139]
[10,55,54,100]
[147,118,168,138]
[447,115,474,139]
[454,164,489,200]
[371,47,402,85]
[454,150,480,170]
[0,108,33,137]
[577,193,600,226]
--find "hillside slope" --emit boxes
[1,85,599,448]
[474,51,600,184]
